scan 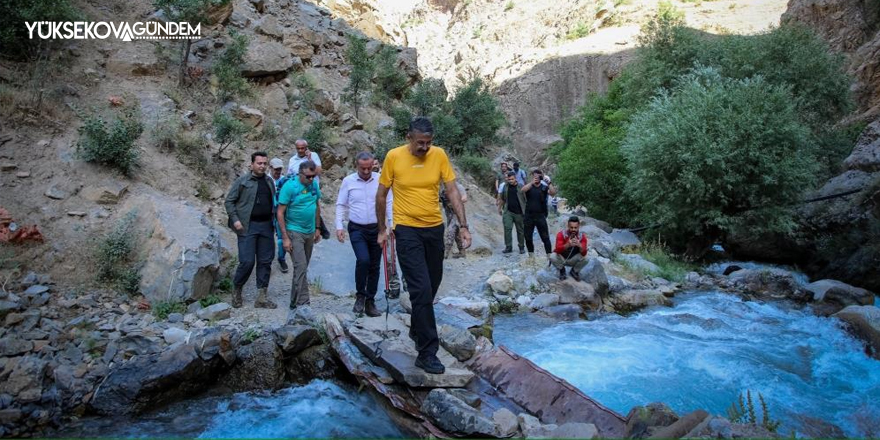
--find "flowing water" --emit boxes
[495,292,880,436]
[55,380,402,438]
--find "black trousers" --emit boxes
[348,222,382,299]
[524,213,552,254]
[395,224,444,359]
[233,220,274,289]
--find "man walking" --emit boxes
[376,117,471,375]
[287,139,330,240]
[512,161,527,186]
[269,158,289,273]
[552,216,588,281]
[224,152,278,309]
[336,152,393,317]
[522,169,557,259]
[494,162,509,194]
[498,171,526,254]
[277,160,322,315]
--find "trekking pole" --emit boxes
[374,231,394,358]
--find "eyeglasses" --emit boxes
[301,174,316,180]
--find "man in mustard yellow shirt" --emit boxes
[376,117,471,375]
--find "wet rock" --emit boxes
[287,343,339,382]
[728,268,807,300]
[806,279,873,314]
[579,259,609,296]
[529,293,559,310]
[421,389,496,436]
[722,265,743,276]
[273,325,321,355]
[494,408,519,437]
[618,254,660,273]
[833,305,880,359]
[556,280,599,308]
[222,336,284,392]
[625,402,679,439]
[538,304,583,321]
[609,289,672,313]
[196,303,231,321]
[438,324,477,362]
[488,271,515,294]
[242,41,294,77]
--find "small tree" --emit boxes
[448,77,506,154]
[76,106,144,176]
[405,78,448,116]
[212,111,250,157]
[342,34,374,118]
[372,45,409,106]
[153,0,230,87]
[213,30,251,102]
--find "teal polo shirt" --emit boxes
[278,177,321,234]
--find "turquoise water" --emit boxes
[495,292,880,437]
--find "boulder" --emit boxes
[488,271,515,294]
[438,324,477,362]
[125,191,221,304]
[806,279,873,309]
[339,113,363,132]
[556,280,600,308]
[609,289,672,313]
[0,356,48,404]
[242,41,294,77]
[648,409,709,439]
[311,90,339,116]
[610,229,641,247]
[438,297,491,322]
[283,32,315,60]
[221,336,284,391]
[538,304,583,321]
[205,0,233,24]
[255,15,284,39]
[728,268,807,300]
[533,422,599,439]
[396,47,420,85]
[222,102,264,128]
[529,293,559,310]
[625,402,679,439]
[833,305,880,359]
[273,325,321,355]
[162,327,190,345]
[518,413,544,436]
[493,408,519,437]
[844,114,880,172]
[618,254,660,274]
[579,259,610,296]
[421,389,496,436]
[197,303,231,321]
[107,43,165,76]
[81,180,129,205]
[262,85,289,116]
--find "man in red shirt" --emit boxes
[552,216,588,281]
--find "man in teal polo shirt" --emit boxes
[276,160,322,312]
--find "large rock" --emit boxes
[221,336,284,391]
[196,303,231,321]
[833,305,880,359]
[396,47,421,85]
[806,279,874,315]
[488,271,515,294]
[608,289,672,313]
[529,293,559,310]
[242,41,294,77]
[421,389,496,436]
[273,325,321,355]
[438,324,477,361]
[648,409,709,439]
[125,191,221,304]
[0,356,48,404]
[556,279,600,308]
[529,422,600,439]
[618,254,660,274]
[222,102,264,128]
[610,229,641,248]
[625,402,679,439]
[311,90,339,116]
[728,268,808,300]
[579,258,610,296]
[538,304,583,321]
[438,297,491,322]
[845,120,880,172]
[494,408,520,437]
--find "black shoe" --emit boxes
[502,248,513,254]
[365,299,382,317]
[353,295,365,315]
[558,268,567,280]
[519,248,525,254]
[415,355,445,374]
[279,259,289,273]
[570,268,581,282]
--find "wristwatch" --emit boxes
[460,225,469,230]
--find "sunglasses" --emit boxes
[301,173,316,180]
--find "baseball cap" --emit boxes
[269,158,284,169]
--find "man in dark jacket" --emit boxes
[521,169,557,260]
[224,151,278,309]
[497,171,526,254]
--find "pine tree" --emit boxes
[342,34,374,118]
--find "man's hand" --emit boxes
[377,229,389,246]
[336,230,346,243]
[314,230,322,243]
[233,221,243,232]
[283,237,292,254]
[458,228,472,249]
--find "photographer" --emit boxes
[551,216,588,281]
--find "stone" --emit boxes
[242,41,294,77]
[488,271,515,294]
[438,297,491,321]
[196,303,231,321]
[123,191,221,304]
[107,43,165,76]
[339,113,363,132]
[222,336,284,391]
[81,181,129,205]
[205,0,233,24]
[116,334,162,356]
[167,313,184,323]
[833,305,880,359]
[529,293,559,310]
[0,356,47,401]
[618,254,660,274]
[608,289,672,313]
[23,285,49,296]
[844,120,880,172]
[448,388,482,408]
[311,90,338,116]
[648,409,709,439]
[262,85,289,116]
[0,337,34,356]
[438,324,477,361]
[67,211,87,217]
[728,268,807,300]
[625,402,679,439]
[610,229,641,247]
[222,102,264,129]
[518,413,543,436]
[186,302,203,314]
[806,279,873,308]
[579,258,610,296]
[399,290,412,313]
[0,409,22,424]
[535,422,599,439]
[684,416,733,439]
[162,327,190,345]
[0,300,22,316]
[44,185,68,200]
[494,408,519,437]
[538,304,583,321]
[421,389,496,436]
[273,325,321,354]
[255,15,284,39]
[396,47,420,85]
[556,280,599,308]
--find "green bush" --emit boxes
[76,106,144,176]
[152,300,185,320]
[622,68,816,248]
[214,31,252,102]
[212,110,250,156]
[372,45,409,107]
[447,77,505,154]
[95,212,141,294]
[0,0,83,60]
[375,126,402,161]
[405,78,448,116]
[390,105,414,137]
[342,33,374,118]
[456,154,494,190]
[303,117,328,151]
[199,294,222,308]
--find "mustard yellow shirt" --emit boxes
[379,145,456,228]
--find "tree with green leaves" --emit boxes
[213,30,251,102]
[372,45,409,107]
[0,0,82,60]
[153,0,230,86]
[342,34,374,118]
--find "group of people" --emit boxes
[494,162,588,281]
[225,118,470,375]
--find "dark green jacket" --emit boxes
[499,182,527,214]
[224,171,276,235]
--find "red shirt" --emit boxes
[554,231,588,257]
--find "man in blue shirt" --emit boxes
[276,160,322,314]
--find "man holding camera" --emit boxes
[552,216,589,281]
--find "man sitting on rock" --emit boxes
[551,216,588,281]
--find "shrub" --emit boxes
[213,30,251,102]
[565,21,592,40]
[456,154,494,190]
[375,126,402,161]
[212,110,250,156]
[405,78,448,116]
[622,68,816,252]
[0,0,83,60]
[447,77,506,154]
[76,106,144,176]
[303,117,328,151]
[342,33,374,118]
[637,241,697,281]
[199,294,222,308]
[95,212,141,294]
[372,45,409,107]
[152,300,185,320]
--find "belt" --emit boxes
[349,221,378,229]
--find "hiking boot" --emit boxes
[254,288,277,309]
[365,299,382,317]
[353,295,366,316]
[558,268,567,281]
[570,268,581,282]
[519,248,525,254]
[415,355,445,375]
[279,259,289,273]
[232,285,243,308]
[502,248,513,254]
